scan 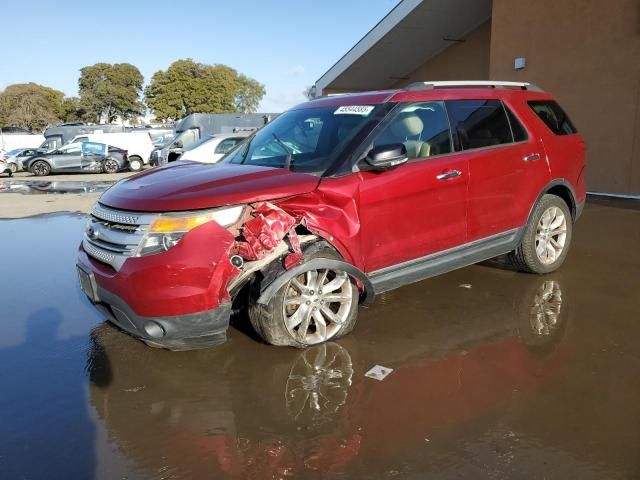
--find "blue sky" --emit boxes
[1,0,398,112]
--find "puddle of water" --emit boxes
[0,180,114,194]
[0,202,639,479]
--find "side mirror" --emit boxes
[364,143,408,171]
[173,140,183,149]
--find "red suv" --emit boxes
[77,81,585,350]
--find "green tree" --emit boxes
[78,63,145,123]
[145,59,265,120]
[0,83,65,131]
[235,74,266,113]
[59,97,84,122]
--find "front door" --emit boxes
[358,101,468,272]
[53,143,83,171]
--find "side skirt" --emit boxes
[368,228,524,294]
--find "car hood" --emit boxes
[99,161,321,212]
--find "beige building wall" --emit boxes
[394,19,492,87]
[490,0,640,195]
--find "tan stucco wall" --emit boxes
[394,19,492,88]
[490,0,640,195]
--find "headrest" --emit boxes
[390,113,423,137]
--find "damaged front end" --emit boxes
[79,200,371,350]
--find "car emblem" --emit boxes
[87,226,98,240]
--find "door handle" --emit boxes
[523,153,541,162]
[436,169,462,181]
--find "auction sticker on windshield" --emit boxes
[334,105,375,116]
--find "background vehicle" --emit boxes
[0,159,12,176]
[24,141,128,176]
[70,132,154,171]
[41,123,124,151]
[156,113,277,165]
[178,133,250,164]
[78,81,585,351]
[0,148,40,172]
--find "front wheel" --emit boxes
[8,163,17,174]
[248,248,359,347]
[31,160,51,176]
[102,158,120,174]
[509,194,573,274]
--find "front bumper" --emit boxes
[77,214,240,350]
[78,261,232,350]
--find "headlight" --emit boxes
[136,205,244,256]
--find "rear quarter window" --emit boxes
[528,100,577,135]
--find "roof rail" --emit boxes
[405,80,544,92]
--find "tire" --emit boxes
[509,194,573,274]
[128,156,143,172]
[102,158,120,174]
[8,163,17,174]
[31,160,51,177]
[248,245,359,348]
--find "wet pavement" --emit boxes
[0,200,639,479]
[0,179,114,194]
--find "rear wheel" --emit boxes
[31,160,51,176]
[102,158,120,174]
[248,247,359,347]
[128,156,143,172]
[509,194,573,273]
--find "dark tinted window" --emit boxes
[446,99,513,151]
[505,106,528,142]
[373,101,452,159]
[528,100,577,135]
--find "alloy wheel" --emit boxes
[103,159,119,174]
[283,269,353,345]
[535,206,567,264]
[32,161,49,176]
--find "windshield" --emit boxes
[5,149,22,156]
[173,129,198,149]
[224,104,386,175]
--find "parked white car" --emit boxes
[178,133,249,164]
[70,132,154,171]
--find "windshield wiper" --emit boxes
[272,133,292,170]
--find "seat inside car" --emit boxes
[388,112,431,159]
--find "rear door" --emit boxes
[445,99,548,241]
[358,101,468,272]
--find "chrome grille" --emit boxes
[84,203,157,271]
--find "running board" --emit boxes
[368,228,523,294]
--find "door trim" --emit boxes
[368,227,524,294]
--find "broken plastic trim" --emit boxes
[256,258,375,306]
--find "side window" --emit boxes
[446,99,513,151]
[60,143,81,154]
[372,101,452,159]
[505,105,528,142]
[215,138,240,154]
[528,100,577,135]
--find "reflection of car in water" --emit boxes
[87,273,569,478]
[22,142,128,176]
